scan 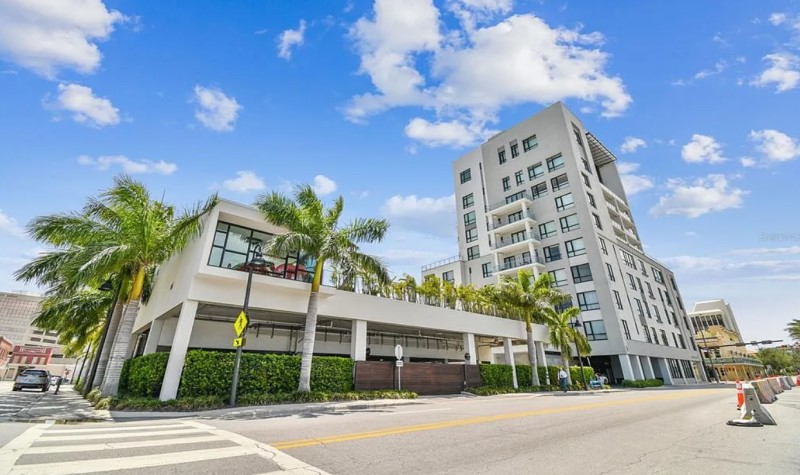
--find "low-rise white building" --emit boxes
[132,200,550,400]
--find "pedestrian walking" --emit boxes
[558,368,568,393]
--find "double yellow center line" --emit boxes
[271,389,720,450]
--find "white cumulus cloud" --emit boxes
[750,53,800,93]
[749,129,800,163]
[0,209,25,238]
[620,136,646,154]
[222,171,266,193]
[769,13,787,26]
[277,20,307,60]
[193,85,242,132]
[381,194,456,238]
[53,83,120,127]
[404,117,495,147]
[0,0,125,78]
[311,175,337,196]
[681,134,725,164]
[740,157,757,168]
[346,0,631,147]
[77,155,177,175]
[616,162,653,196]
[650,174,747,218]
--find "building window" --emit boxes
[606,263,615,281]
[672,333,679,348]
[547,153,565,172]
[531,182,548,199]
[549,269,568,287]
[465,228,478,243]
[646,282,654,298]
[653,305,661,322]
[544,244,562,262]
[462,193,474,209]
[505,191,525,203]
[528,163,544,180]
[613,290,623,310]
[442,271,454,283]
[565,237,586,257]
[638,259,647,275]
[653,268,664,284]
[678,334,686,349]
[660,330,669,346]
[592,213,602,229]
[644,325,652,343]
[502,176,511,191]
[464,211,476,227]
[498,148,506,164]
[627,273,636,290]
[583,320,608,340]
[522,135,538,152]
[587,193,596,208]
[577,291,600,311]
[482,263,492,278]
[208,221,315,283]
[460,169,472,184]
[539,221,557,239]
[551,173,568,191]
[510,142,519,158]
[599,237,607,255]
[467,245,480,260]
[507,210,523,223]
[555,298,574,314]
[560,214,580,233]
[581,158,592,174]
[622,320,631,340]
[555,193,575,212]
[582,173,591,188]
[515,171,524,186]
[621,250,636,268]
[571,263,593,283]
[634,298,644,317]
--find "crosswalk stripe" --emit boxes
[0,422,52,470]
[9,446,255,475]
[24,435,227,454]
[37,427,203,441]
[42,423,186,434]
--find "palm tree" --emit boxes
[255,185,389,392]
[34,288,114,354]
[19,175,217,396]
[418,274,443,307]
[498,270,565,387]
[543,306,591,385]
[786,319,800,341]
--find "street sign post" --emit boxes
[395,345,403,391]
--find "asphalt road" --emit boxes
[1,385,798,474]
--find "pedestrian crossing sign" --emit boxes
[233,337,246,348]
[234,311,248,336]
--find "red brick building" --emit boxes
[10,345,53,366]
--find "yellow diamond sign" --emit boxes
[234,311,249,337]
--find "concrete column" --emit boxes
[350,320,367,361]
[143,318,165,355]
[504,338,518,389]
[159,300,198,401]
[463,333,477,364]
[641,356,655,379]
[656,358,674,385]
[618,354,636,381]
[631,354,644,380]
[535,341,549,385]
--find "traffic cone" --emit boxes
[736,380,744,409]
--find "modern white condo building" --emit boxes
[422,103,705,385]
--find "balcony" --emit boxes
[493,254,546,275]
[490,231,541,251]
[421,255,464,273]
[490,210,536,232]
[487,192,533,213]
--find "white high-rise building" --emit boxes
[422,103,705,385]
[688,299,743,339]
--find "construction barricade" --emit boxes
[751,380,778,404]
[727,383,777,427]
[767,377,784,394]
[780,376,792,390]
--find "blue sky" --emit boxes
[1,0,799,343]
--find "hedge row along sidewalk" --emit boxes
[480,363,597,390]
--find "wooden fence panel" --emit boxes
[354,361,483,395]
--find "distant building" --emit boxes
[0,336,12,373]
[688,299,742,338]
[0,291,77,380]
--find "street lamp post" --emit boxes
[230,244,267,407]
[569,318,589,391]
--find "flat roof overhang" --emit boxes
[586,132,617,168]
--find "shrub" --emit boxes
[86,388,101,403]
[622,379,664,388]
[480,364,595,389]
[467,385,552,396]
[94,397,112,410]
[123,352,170,397]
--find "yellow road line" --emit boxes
[272,389,720,450]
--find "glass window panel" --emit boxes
[225,225,251,253]
[213,231,227,247]
[221,251,247,269]
[208,246,223,266]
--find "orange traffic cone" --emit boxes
[736,380,744,409]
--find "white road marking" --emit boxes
[23,435,227,454]
[8,446,255,475]
[41,423,186,434]
[181,420,331,474]
[379,407,452,416]
[37,427,203,441]
[0,421,53,471]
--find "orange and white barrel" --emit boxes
[736,380,744,409]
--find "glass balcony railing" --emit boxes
[493,254,545,273]
[487,191,533,211]
[490,231,541,250]
[490,211,536,230]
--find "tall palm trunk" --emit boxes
[101,268,145,396]
[561,354,572,385]
[526,317,540,387]
[90,298,124,389]
[298,261,324,393]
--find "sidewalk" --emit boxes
[7,384,109,422]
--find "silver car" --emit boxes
[13,369,52,392]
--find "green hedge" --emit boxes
[622,379,664,388]
[480,364,596,388]
[120,350,355,400]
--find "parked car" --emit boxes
[13,369,52,392]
